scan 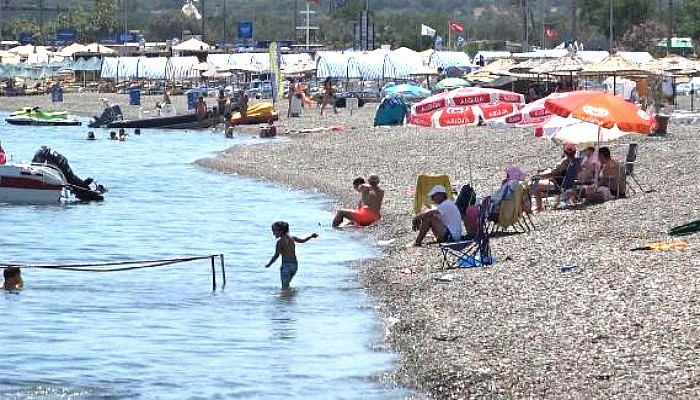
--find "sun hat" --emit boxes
[564,142,577,154]
[427,185,447,198]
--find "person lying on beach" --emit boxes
[532,142,577,211]
[2,267,24,291]
[265,221,318,291]
[332,175,384,228]
[412,185,462,246]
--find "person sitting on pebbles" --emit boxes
[411,185,462,246]
[332,175,384,228]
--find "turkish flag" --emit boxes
[449,20,464,34]
[545,26,557,39]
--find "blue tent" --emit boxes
[374,95,408,127]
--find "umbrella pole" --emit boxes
[594,125,601,187]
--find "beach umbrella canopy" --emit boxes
[407,105,479,128]
[414,86,524,114]
[579,54,650,76]
[383,83,430,97]
[435,77,471,90]
[540,115,629,144]
[59,43,89,56]
[544,90,653,133]
[498,97,552,126]
[9,44,50,57]
[173,38,212,52]
[85,43,116,55]
[644,55,695,74]
[532,52,588,76]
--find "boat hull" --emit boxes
[0,164,66,204]
[89,114,218,129]
[5,117,82,126]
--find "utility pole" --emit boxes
[609,0,613,51]
[667,0,673,55]
[522,0,529,50]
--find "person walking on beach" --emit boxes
[264,221,318,291]
[320,77,337,115]
[332,175,384,228]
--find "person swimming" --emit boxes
[86,131,96,140]
[2,267,24,291]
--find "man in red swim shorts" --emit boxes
[332,175,385,227]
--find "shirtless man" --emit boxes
[332,174,385,227]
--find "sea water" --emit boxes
[0,115,409,399]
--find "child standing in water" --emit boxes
[264,221,318,291]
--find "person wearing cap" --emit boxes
[532,142,577,211]
[332,174,384,227]
[411,184,462,246]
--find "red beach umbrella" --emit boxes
[407,102,519,128]
[412,87,525,114]
[501,97,552,126]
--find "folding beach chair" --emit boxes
[440,203,493,269]
[536,157,582,208]
[489,182,535,233]
[414,174,453,214]
[624,143,654,194]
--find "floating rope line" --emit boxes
[0,254,227,290]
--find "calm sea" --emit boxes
[0,114,409,399]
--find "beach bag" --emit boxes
[374,95,408,126]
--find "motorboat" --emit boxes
[88,100,218,129]
[5,107,82,126]
[0,146,106,204]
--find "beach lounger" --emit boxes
[440,203,492,269]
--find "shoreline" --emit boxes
[3,92,700,397]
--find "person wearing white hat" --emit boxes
[411,184,462,246]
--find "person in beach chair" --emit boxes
[484,166,534,233]
[332,175,384,227]
[531,142,579,211]
[412,185,463,247]
[581,147,625,203]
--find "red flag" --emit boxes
[545,25,557,39]
[449,20,464,34]
[307,0,322,4]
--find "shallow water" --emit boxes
[0,116,408,399]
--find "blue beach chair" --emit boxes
[439,203,493,269]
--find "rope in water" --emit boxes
[1,255,227,290]
[0,255,213,272]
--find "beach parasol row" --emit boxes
[407,87,525,128]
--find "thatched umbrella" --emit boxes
[579,54,651,95]
[643,55,695,74]
[531,52,589,90]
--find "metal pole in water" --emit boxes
[211,255,217,290]
[219,254,226,288]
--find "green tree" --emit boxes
[620,20,667,54]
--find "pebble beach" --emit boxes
[3,92,700,398]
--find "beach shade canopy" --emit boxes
[202,69,231,78]
[540,115,630,144]
[497,97,552,126]
[414,86,525,113]
[644,55,696,74]
[59,43,89,57]
[544,90,654,133]
[408,102,519,128]
[9,44,51,57]
[532,52,588,76]
[435,77,471,90]
[173,38,212,52]
[383,83,430,97]
[579,54,650,76]
[409,66,440,76]
[407,105,479,128]
[85,43,116,55]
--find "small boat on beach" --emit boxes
[5,107,82,126]
[0,146,106,204]
[88,101,218,130]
